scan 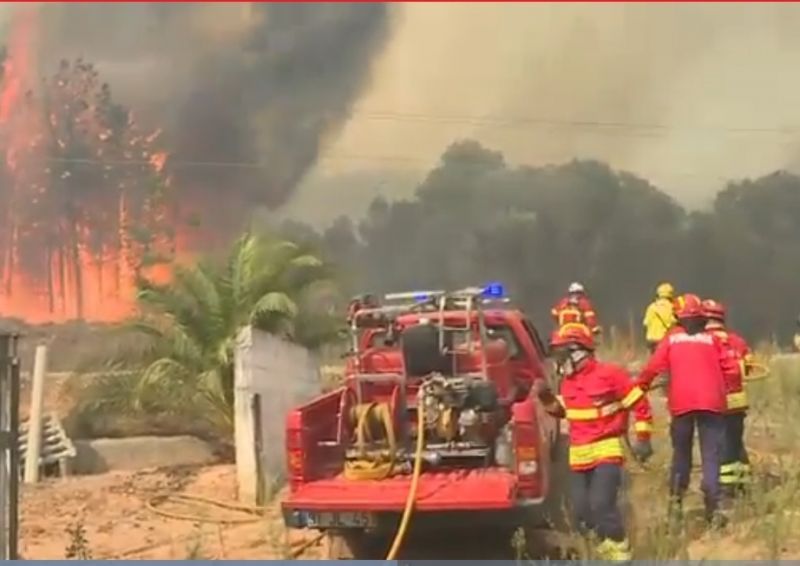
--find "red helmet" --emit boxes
[674,293,703,319]
[701,299,726,321]
[550,323,595,351]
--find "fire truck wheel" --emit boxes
[324,530,374,560]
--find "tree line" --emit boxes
[280,140,800,346]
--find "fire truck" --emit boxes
[281,285,566,558]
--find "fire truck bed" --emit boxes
[282,468,517,513]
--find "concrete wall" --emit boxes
[71,436,218,475]
[233,326,320,504]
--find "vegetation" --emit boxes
[67,231,341,439]
[281,140,800,347]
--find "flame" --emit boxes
[0,7,180,323]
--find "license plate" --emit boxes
[303,511,375,528]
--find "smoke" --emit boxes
[31,2,392,230]
[315,2,800,217]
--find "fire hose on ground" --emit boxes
[145,493,324,558]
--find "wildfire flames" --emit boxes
[0,8,177,323]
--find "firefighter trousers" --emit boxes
[720,412,750,493]
[569,463,626,543]
[669,411,725,517]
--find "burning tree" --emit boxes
[0,51,173,322]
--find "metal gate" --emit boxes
[0,334,20,560]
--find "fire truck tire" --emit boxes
[324,530,376,560]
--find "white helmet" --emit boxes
[568,282,585,294]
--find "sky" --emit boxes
[283,2,800,226]
[6,3,800,227]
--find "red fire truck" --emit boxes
[281,285,566,558]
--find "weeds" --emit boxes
[64,519,92,560]
[524,348,800,562]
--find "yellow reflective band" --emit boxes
[726,391,748,410]
[569,437,624,467]
[621,386,644,408]
[565,402,622,421]
[634,421,653,433]
[558,308,582,325]
[720,462,740,474]
[596,538,632,562]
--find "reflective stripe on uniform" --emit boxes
[565,402,622,421]
[621,386,644,408]
[720,461,751,485]
[596,538,632,562]
[726,391,748,410]
[557,308,583,326]
[634,421,653,433]
[569,436,624,467]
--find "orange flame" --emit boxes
[0,6,180,324]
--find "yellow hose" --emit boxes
[343,402,397,481]
[385,390,425,560]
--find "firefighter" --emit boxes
[643,282,677,353]
[534,323,653,562]
[551,282,601,335]
[636,293,728,527]
[702,299,752,498]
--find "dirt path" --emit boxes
[20,464,323,560]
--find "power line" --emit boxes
[351,108,800,136]
[37,153,734,182]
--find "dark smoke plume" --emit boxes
[34,2,392,236]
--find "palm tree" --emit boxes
[73,231,342,437]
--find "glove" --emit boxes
[629,437,653,463]
[532,379,557,406]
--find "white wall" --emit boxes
[233,326,320,504]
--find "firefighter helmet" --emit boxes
[674,293,703,319]
[549,323,595,351]
[702,299,726,321]
[656,282,675,299]
[568,282,585,294]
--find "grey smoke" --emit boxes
[30,2,392,233]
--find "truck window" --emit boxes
[520,318,547,358]
[486,324,524,360]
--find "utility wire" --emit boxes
[36,154,733,181]
[351,108,800,135]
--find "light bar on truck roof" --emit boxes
[481,282,505,299]
[384,290,446,302]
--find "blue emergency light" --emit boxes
[482,282,505,298]
[413,293,429,303]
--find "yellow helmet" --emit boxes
[656,282,674,299]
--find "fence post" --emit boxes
[0,334,20,560]
[24,345,48,484]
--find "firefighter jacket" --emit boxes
[707,325,751,413]
[551,296,599,333]
[541,358,653,472]
[643,298,676,343]
[636,326,727,416]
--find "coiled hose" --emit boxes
[341,389,427,560]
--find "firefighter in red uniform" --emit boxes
[534,323,653,562]
[702,298,752,498]
[636,293,728,526]
[551,282,601,335]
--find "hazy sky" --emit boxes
[286,2,800,225]
[6,3,800,226]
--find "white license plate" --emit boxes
[305,511,374,528]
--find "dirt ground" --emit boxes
[19,464,323,560]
